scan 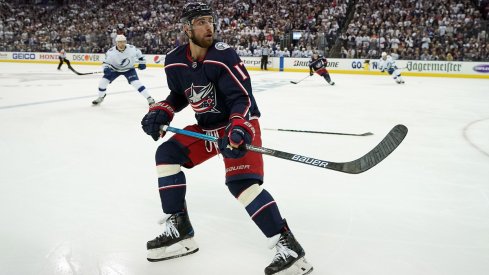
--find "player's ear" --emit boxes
[183,24,191,37]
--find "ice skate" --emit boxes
[265,228,313,275]
[147,96,156,105]
[147,211,199,262]
[92,94,106,105]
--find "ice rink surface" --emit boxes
[1,63,488,275]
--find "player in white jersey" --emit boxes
[378,52,405,84]
[92,35,155,105]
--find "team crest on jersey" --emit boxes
[185,83,220,114]
[215,42,230,50]
[120,58,130,67]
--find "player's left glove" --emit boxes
[138,63,146,70]
[218,117,255,159]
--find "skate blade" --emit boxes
[275,257,313,275]
[147,238,199,262]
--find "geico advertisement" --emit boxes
[12,52,36,60]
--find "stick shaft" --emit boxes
[264,128,373,136]
[68,64,102,75]
[161,125,407,174]
[290,75,310,84]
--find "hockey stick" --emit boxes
[264,127,373,137]
[67,64,102,75]
[68,63,139,75]
[290,75,311,84]
[160,124,408,174]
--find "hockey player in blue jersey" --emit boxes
[140,2,313,275]
[92,34,155,106]
[309,53,335,85]
[379,52,405,84]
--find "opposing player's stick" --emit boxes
[160,124,408,174]
[290,75,310,84]
[67,65,102,75]
[264,127,373,136]
[68,63,141,75]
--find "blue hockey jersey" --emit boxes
[163,42,261,130]
[309,56,328,72]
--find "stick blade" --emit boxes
[331,124,408,174]
[290,81,298,84]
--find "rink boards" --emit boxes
[1,51,488,79]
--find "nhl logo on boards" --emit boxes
[215,42,230,50]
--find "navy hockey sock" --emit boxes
[228,180,285,237]
[324,74,332,83]
[158,171,187,214]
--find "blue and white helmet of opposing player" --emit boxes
[180,2,214,24]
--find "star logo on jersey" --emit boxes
[185,83,220,114]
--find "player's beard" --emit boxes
[190,30,213,49]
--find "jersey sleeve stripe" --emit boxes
[164,63,189,69]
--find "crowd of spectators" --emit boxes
[0,0,348,57]
[339,0,488,61]
[0,0,488,61]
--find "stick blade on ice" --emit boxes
[326,124,408,174]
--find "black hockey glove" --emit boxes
[141,101,175,141]
[218,118,255,159]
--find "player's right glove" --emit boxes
[141,101,175,141]
[218,117,255,159]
